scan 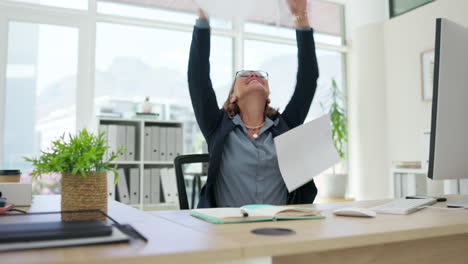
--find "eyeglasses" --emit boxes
[235,70,269,80]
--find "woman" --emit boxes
[188,0,319,208]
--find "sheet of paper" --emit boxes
[194,0,289,21]
[274,114,341,192]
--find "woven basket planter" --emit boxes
[61,171,107,221]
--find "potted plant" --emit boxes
[320,78,348,198]
[25,129,123,221]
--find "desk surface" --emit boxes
[150,195,468,258]
[0,195,242,264]
[1,195,468,264]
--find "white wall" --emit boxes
[384,0,468,168]
[348,22,389,200]
[384,0,468,196]
[346,0,468,199]
[344,0,390,200]
[344,0,387,37]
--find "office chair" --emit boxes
[173,154,209,210]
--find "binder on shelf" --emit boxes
[116,125,126,161]
[107,125,118,159]
[129,168,140,204]
[160,168,179,205]
[394,173,402,198]
[143,169,151,204]
[107,171,115,200]
[99,125,109,157]
[167,127,176,162]
[159,127,167,161]
[99,124,108,134]
[116,168,130,204]
[125,126,136,161]
[175,127,183,157]
[144,126,152,161]
[150,126,160,161]
[150,168,161,204]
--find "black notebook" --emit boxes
[0,220,112,243]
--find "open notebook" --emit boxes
[191,205,324,224]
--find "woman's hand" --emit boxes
[197,8,207,19]
[286,0,310,28]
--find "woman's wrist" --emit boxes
[293,11,310,28]
[195,18,210,29]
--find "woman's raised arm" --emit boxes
[187,9,222,139]
[282,0,320,128]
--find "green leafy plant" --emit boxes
[24,129,124,184]
[321,78,348,160]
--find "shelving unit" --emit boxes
[98,117,183,210]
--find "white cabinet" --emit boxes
[98,118,183,210]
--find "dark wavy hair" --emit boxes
[223,78,279,119]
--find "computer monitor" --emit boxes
[428,18,468,206]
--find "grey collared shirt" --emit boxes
[215,114,288,207]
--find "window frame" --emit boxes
[389,0,435,18]
[0,0,348,167]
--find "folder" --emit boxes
[160,168,178,205]
[159,127,167,161]
[143,169,151,204]
[115,125,126,161]
[99,124,109,157]
[166,127,175,162]
[144,126,152,161]
[175,127,183,157]
[106,171,115,200]
[394,173,402,197]
[116,168,130,204]
[107,125,118,159]
[0,224,130,252]
[150,168,161,204]
[0,220,113,244]
[125,126,136,161]
[129,168,140,204]
[150,126,160,161]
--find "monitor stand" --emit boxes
[445,179,468,207]
[447,198,468,208]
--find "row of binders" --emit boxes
[144,126,183,162]
[99,125,136,161]
[99,124,183,162]
[107,168,179,205]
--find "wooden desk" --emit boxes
[151,195,468,264]
[2,195,468,264]
[0,195,242,264]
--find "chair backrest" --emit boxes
[173,154,209,210]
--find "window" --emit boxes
[244,1,344,45]
[95,22,233,153]
[0,0,347,174]
[3,21,78,170]
[389,0,435,18]
[8,0,87,9]
[244,40,345,122]
[97,0,232,29]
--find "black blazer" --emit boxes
[187,26,320,208]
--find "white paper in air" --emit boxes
[274,114,341,192]
[194,0,290,22]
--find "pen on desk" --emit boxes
[240,208,249,217]
[406,196,447,202]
